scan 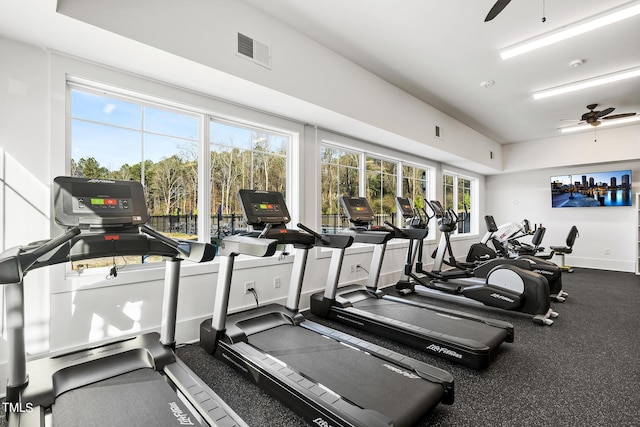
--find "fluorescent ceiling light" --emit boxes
[501,2,640,60]
[533,67,640,99]
[560,115,640,133]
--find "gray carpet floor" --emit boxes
[2,268,639,426]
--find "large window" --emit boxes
[320,146,360,233]
[320,142,431,233]
[69,84,291,268]
[443,172,473,234]
[366,156,397,226]
[209,119,289,235]
[70,88,200,235]
[402,164,429,211]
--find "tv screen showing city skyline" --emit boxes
[550,169,632,208]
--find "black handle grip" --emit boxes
[29,227,81,260]
[297,223,330,245]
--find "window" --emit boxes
[70,87,201,268]
[69,84,292,269]
[402,164,429,212]
[366,156,397,226]
[209,119,289,235]
[320,142,431,233]
[443,172,474,234]
[320,146,360,233]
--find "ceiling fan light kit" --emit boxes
[561,114,640,133]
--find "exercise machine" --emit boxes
[310,195,514,369]
[396,199,557,326]
[1,176,246,426]
[467,215,567,301]
[200,189,454,427]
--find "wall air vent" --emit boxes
[237,33,272,69]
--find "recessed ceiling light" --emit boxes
[569,59,584,68]
[480,79,495,88]
[560,115,640,133]
[500,2,640,60]
[533,66,640,100]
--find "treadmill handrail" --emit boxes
[0,227,81,284]
[218,234,278,257]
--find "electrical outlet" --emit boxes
[244,281,255,294]
[355,263,362,272]
[604,248,611,255]
[273,277,280,288]
[350,264,355,273]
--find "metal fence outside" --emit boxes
[148,214,248,240]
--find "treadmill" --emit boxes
[1,176,247,427]
[200,189,454,427]
[310,196,514,370]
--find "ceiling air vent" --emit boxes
[237,33,272,69]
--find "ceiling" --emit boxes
[1,0,639,147]
[238,0,640,143]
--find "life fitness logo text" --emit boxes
[168,402,195,426]
[312,417,335,427]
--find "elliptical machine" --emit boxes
[396,199,558,325]
[468,215,568,302]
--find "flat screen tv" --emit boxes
[550,170,632,208]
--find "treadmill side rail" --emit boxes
[164,358,249,427]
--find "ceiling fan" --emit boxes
[485,0,547,22]
[576,104,637,127]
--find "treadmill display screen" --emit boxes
[396,197,413,216]
[238,189,291,225]
[54,177,148,227]
[339,196,375,222]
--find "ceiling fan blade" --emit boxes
[602,112,636,120]
[595,107,615,118]
[485,0,512,22]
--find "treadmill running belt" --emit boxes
[248,324,443,427]
[52,368,206,427]
[353,297,508,348]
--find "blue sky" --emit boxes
[71,89,288,171]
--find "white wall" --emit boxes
[486,161,640,272]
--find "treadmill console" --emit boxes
[54,176,148,228]
[396,197,414,218]
[339,196,375,223]
[238,189,290,226]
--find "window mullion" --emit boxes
[199,115,211,244]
